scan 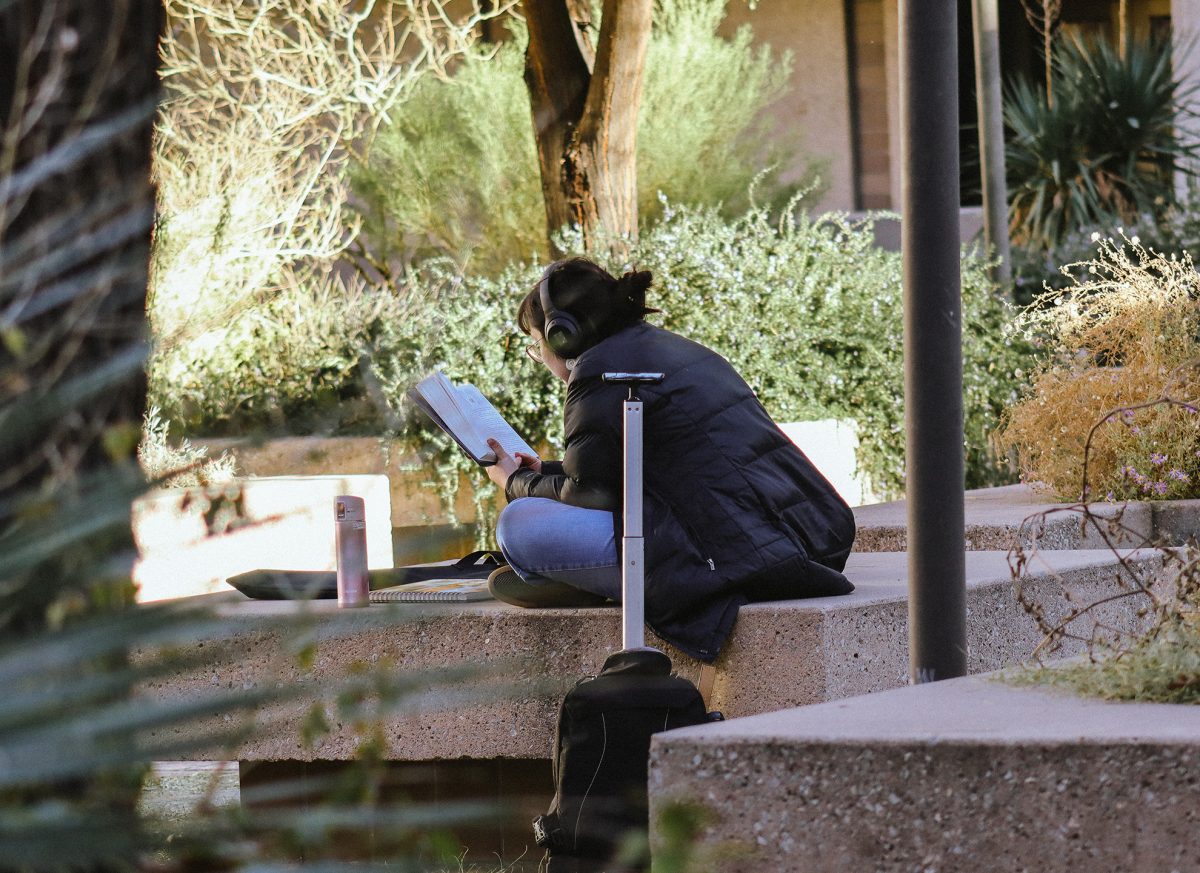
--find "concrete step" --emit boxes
[649,672,1200,872]
[852,482,1198,552]
[138,549,1161,763]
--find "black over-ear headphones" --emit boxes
[537,264,584,357]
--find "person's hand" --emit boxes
[514,451,542,474]
[485,438,521,489]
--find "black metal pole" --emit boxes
[901,0,967,683]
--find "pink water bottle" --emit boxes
[335,495,369,608]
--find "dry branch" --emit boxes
[151,0,513,352]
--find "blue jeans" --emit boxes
[495,497,622,600]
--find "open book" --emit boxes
[408,370,537,466]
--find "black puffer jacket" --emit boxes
[506,322,856,662]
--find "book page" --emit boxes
[413,371,489,461]
[457,383,537,460]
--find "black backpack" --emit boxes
[533,648,713,870]
[531,373,721,871]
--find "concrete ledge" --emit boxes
[649,674,1200,872]
[137,549,1161,763]
[851,483,1181,552]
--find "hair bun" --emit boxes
[617,269,653,307]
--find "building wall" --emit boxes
[719,1,857,212]
[720,0,1190,215]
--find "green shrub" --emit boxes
[1005,34,1198,252]
[347,35,544,275]
[636,0,808,220]
[620,202,1023,497]
[380,200,1022,503]
[149,273,441,437]
[158,198,1023,504]
[349,0,807,274]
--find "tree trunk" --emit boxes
[972,0,1011,285]
[1045,18,1054,107]
[524,0,652,258]
[1119,0,1131,60]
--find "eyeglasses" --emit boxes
[499,333,545,363]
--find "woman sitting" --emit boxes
[483,256,856,663]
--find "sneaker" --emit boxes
[487,565,611,609]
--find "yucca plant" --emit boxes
[1005,33,1199,250]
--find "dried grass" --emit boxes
[1008,533,1199,704]
[996,236,1200,501]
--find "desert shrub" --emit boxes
[367,200,1024,505]
[139,406,238,487]
[636,0,808,219]
[996,238,1200,501]
[1007,487,1199,704]
[150,0,507,435]
[347,34,544,274]
[1005,34,1198,252]
[149,273,440,437]
[1007,34,1196,245]
[160,199,1023,503]
[349,0,807,273]
[1017,600,1200,704]
[1011,189,1200,303]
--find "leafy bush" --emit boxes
[1005,34,1198,252]
[349,0,807,273]
[996,239,1200,501]
[160,198,1023,503]
[614,203,1023,497]
[369,200,1023,504]
[149,273,443,437]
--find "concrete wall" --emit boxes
[726,0,1198,212]
[719,1,856,212]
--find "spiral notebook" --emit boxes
[368,577,492,603]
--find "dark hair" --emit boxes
[515,257,657,353]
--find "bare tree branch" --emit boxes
[151,0,515,356]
